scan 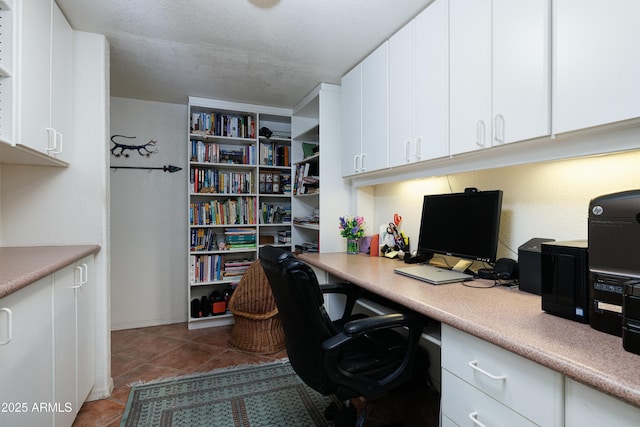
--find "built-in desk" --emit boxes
[298,252,640,421]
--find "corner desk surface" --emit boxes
[298,252,640,409]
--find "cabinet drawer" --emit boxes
[442,369,537,427]
[441,325,563,426]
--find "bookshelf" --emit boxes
[291,83,349,254]
[187,97,291,329]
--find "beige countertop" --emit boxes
[0,245,101,299]
[299,252,640,409]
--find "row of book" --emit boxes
[189,255,255,283]
[190,140,256,165]
[259,142,290,167]
[190,254,225,282]
[191,168,253,194]
[190,113,256,139]
[293,162,319,195]
[189,197,256,226]
[260,203,291,224]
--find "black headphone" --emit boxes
[478,258,519,280]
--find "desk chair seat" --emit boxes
[259,246,429,426]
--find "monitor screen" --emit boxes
[417,189,503,264]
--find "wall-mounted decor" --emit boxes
[110,134,158,157]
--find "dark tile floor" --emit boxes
[72,322,440,426]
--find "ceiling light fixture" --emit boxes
[248,0,280,8]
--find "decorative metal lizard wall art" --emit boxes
[110,134,158,157]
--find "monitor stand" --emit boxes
[452,259,473,273]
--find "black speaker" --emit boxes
[518,238,555,295]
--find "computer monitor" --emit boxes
[417,189,503,264]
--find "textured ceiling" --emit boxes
[57,0,432,108]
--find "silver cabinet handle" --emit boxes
[415,137,421,160]
[45,128,63,154]
[469,411,488,427]
[0,308,13,346]
[405,140,411,162]
[494,114,505,144]
[72,263,88,289]
[360,153,366,171]
[476,120,486,147]
[468,360,506,380]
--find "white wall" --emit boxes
[366,145,640,265]
[110,97,188,330]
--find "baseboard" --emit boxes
[86,377,114,401]
[111,316,187,331]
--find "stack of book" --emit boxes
[295,241,319,253]
[224,228,257,249]
[223,259,254,278]
[278,230,292,244]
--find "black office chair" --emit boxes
[259,246,430,427]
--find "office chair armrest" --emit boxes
[321,313,413,351]
[320,282,360,323]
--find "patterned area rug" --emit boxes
[120,360,337,427]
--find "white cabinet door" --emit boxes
[0,277,53,427]
[449,0,492,155]
[553,0,640,134]
[493,0,550,145]
[565,378,640,427]
[76,256,95,408]
[19,0,73,160]
[360,42,388,173]
[414,0,449,161]
[451,0,550,155]
[341,64,362,177]
[388,20,414,167]
[20,0,52,155]
[54,265,77,426]
[53,256,95,423]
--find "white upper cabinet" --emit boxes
[388,20,415,167]
[389,0,449,167]
[414,0,449,161]
[341,42,388,176]
[19,0,73,161]
[493,0,550,144]
[450,0,550,155]
[341,63,362,177]
[553,0,640,134]
[361,42,388,174]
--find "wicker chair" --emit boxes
[228,260,285,354]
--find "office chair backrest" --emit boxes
[259,246,338,395]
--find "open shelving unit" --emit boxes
[290,83,349,254]
[187,97,291,329]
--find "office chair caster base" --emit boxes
[324,401,357,427]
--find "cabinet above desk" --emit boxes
[298,252,640,410]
